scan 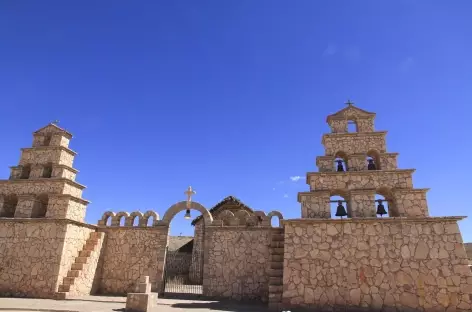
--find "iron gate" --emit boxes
[162,247,203,296]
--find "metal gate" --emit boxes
[162,247,203,296]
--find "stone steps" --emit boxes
[55,231,104,298]
[268,229,285,310]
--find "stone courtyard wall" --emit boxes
[97,226,168,295]
[282,218,472,311]
[203,226,272,302]
[0,218,95,298]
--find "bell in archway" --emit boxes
[336,160,345,172]
[376,200,387,217]
[184,209,191,220]
[368,159,377,170]
[335,200,348,218]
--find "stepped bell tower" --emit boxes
[298,102,429,219]
[0,122,89,222]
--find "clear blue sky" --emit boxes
[1,1,471,240]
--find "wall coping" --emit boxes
[97,226,168,231]
[317,152,399,160]
[206,225,275,231]
[0,177,87,190]
[21,145,77,156]
[0,217,98,229]
[283,216,466,224]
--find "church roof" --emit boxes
[191,195,254,226]
[326,104,375,122]
[34,123,73,138]
[168,236,194,253]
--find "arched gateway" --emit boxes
[157,189,213,297]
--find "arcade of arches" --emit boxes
[0,104,471,312]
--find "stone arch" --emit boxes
[112,211,129,226]
[330,189,351,218]
[367,149,381,170]
[334,151,348,171]
[126,211,143,226]
[267,210,284,228]
[234,209,251,226]
[32,194,48,218]
[160,201,213,225]
[141,210,160,227]
[216,210,234,226]
[98,211,115,226]
[376,187,398,217]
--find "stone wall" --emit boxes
[98,226,168,295]
[19,148,75,167]
[0,218,95,298]
[308,170,414,191]
[203,226,271,302]
[0,180,84,198]
[189,222,204,283]
[282,218,472,311]
[322,132,387,156]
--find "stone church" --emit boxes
[0,103,471,311]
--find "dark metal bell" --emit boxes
[376,200,387,217]
[335,201,348,218]
[336,160,345,172]
[368,159,376,170]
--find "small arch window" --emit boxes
[367,150,381,170]
[20,165,31,179]
[42,163,53,178]
[32,194,48,218]
[1,194,18,217]
[330,193,350,219]
[43,135,52,146]
[347,120,358,133]
[334,151,348,172]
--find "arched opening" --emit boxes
[330,190,350,219]
[32,194,48,218]
[161,201,212,295]
[119,216,126,226]
[43,135,52,146]
[1,194,18,217]
[21,165,31,179]
[142,211,159,227]
[106,216,112,226]
[270,216,280,227]
[376,187,398,217]
[127,212,143,226]
[347,119,358,133]
[334,151,348,172]
[132,216,140,226]
[147,216,155,226]
[367,150,381,170]
[42,163,53,178]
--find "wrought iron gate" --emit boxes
[162,247,203,296]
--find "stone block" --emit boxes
[125,293,158,312]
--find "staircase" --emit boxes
[55,232,105,299]
[268,228,284,310]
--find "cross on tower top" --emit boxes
[184,186,196,208]
[345,99,354,106]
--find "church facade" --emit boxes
[0,104,471,311]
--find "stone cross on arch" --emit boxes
[184,186,196,208]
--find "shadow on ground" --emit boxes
[166,300,269,311]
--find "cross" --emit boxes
[184,186,196,208]
[52,120,60,125]
[345,99,354,106]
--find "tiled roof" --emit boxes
[191,195,254,226]
[168,236,194,252]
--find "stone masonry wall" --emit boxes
[0,180,83,198]
[203,226,271,302]
[322,133,387,156]
[98,226,168,295]
[189,221,204,283]
[282,218,472,311]
[308,170,414,191]
[0,219,95,298]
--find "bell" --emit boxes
[376,200,387,217]
[335,201,348,218]
[368,159,377,170]
[336,160,345,172]
[184,209,191,220]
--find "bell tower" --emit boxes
[0,122,89,222]
[298,102,429,219]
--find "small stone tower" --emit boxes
[298,103,429,219]
[0,123,89,222]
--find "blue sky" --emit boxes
[1,1,471,240]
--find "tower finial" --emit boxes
[52,120,60,125]
[345,99,354,106]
